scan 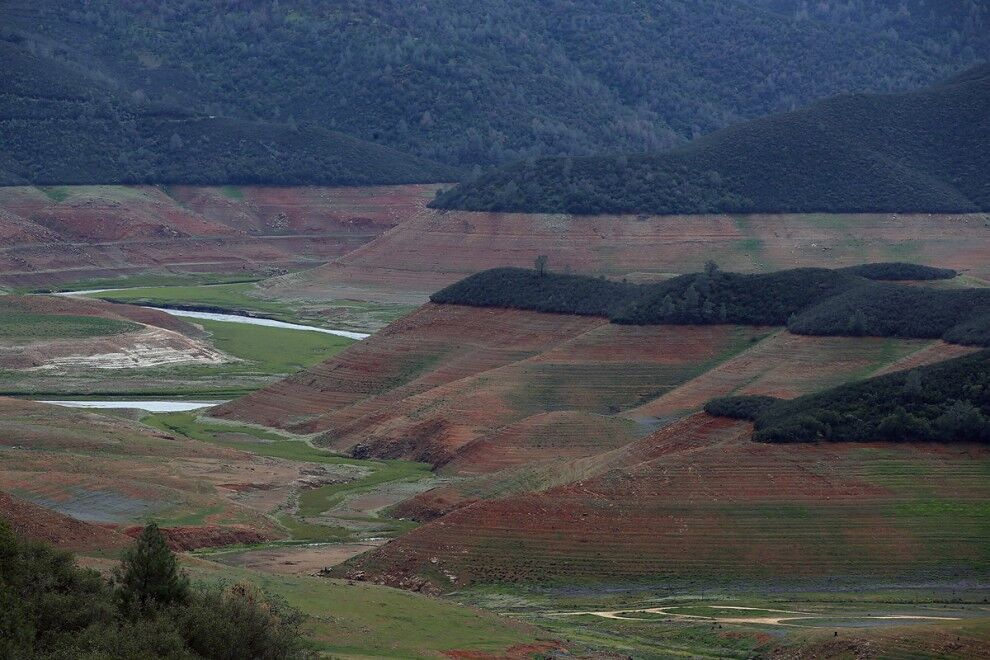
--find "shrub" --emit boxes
[703,395,780,420]
[0,521,311,658]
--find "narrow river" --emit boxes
[56,289,371,339]
[40,288,370,410]
[41,400,225,412]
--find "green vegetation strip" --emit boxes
[194,317,353,374]
[145,412,432,539]
[0,304,139,340]
[86,282,300,321]
[31,271,265,294]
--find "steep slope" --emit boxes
[434,65,990,214]
[0,184,438,287]
[0,35,452,185]
[2,1,986,170]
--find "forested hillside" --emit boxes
[433,65,990,214]
[0,38,453,185]
[1,0,987,183]
[432,264,990,346]
[706,350,990,444]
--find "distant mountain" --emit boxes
[0,36,453,185]
[1,0,987,173]
[433,65,990,214]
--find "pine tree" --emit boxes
[115,522,189,609]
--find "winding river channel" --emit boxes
[57,289,370,340]
[41,288,369,410]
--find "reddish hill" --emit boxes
[213,303,770,464]
[340,413,990,590]
[264,209,990,305]
[0,184,439,287]
[626,332,979,421]
[0,490,129,552]
[210,303,607,432]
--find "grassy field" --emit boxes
[0,308,138,340]
[87,282,300,320]
[186,560,544,658]
[457,584,990,658]
[0,314,353,398]
[194,317,352,373]
[31,271,265,294]
[146,412,434,541]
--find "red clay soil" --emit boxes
[0,490,130,552]
[0,184,438,287]
[442,411,637,476]
[266,208,990,304]
[215,306,759,467]
[314,322,756,466]
[626,331,943,420]
[339,413,990,590]
[122,524,272,551]
[211,303,607,431]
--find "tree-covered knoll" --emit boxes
[614,267,862,326]
[430,262,990,346]
[1,0,987,181]
[838,263,957,281]
[433,65,990,214]
[0,520,309,659]
[430,267,639,318]
[789,284,990,341]
[704,351,990,444]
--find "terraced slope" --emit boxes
[0,398,296,548]
[265,209,990,305]
[0,184,439,287]
[627,332,980,421]
[211,304,608,431]
[341,413,990,589]
[310,323,765,466]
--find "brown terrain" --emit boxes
[213,299,990,592]
[0,294,229,371]
[0,184,439,287]
[0,397,326,550]
[338,412,990,590]
[262,208,990,305]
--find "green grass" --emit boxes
[144,412,363,465]
[86,282,299,321]
[296,460,432,518]
[144,412,433,540]
[33,272,264,294]
[194,317,352,373]
[0,304,139,340]
[39,186,70,202]
[220,185,244,200]
[186,562,541,658]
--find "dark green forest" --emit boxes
[431,263,990,346]
[434,65,990,214]
[0,522,308,659]
[704,350,990,444]
[1,0,987,184]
